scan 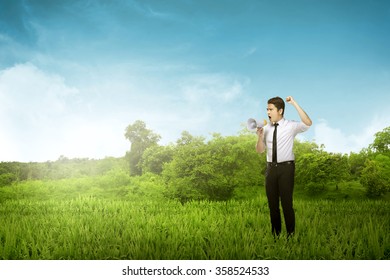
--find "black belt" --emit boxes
[267,161,294,167]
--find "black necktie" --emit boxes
[272,123,279,163]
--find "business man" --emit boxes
[256,96,312,237]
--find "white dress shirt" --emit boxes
[263,118,310,163]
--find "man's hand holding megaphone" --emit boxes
[247,118,267,133]
[247,118,267,138]
[256,125,264,138]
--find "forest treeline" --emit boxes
[1,121,389,201]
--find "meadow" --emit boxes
[0,172,389,260]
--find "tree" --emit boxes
[162,132,264,203]
[369,126,390,155]
[124,120,161,176]
[359,126,390,197]
[141,145,174,174]
[162,131,207,203]
[348,148,372,179]
[293,139,322,156]
[295,151,350,194]
[360,154,390,197]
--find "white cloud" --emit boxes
[58,117,129,160]
[0,63,78,116]
[313,117,390,154]
[0,63,128,162]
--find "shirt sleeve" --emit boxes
[292,121,310,135]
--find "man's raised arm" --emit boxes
[286,96,312,126]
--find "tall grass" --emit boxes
[0,174,389,260]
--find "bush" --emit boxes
[360,155,390,198]
[162,133,263,202]
[0,173,17,187]
[304,181,326,195]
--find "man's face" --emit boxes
[267,103,283,124]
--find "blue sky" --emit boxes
[0,0,389,162]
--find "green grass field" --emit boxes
[0,174,389,260]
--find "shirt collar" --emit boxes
[274,118,285,126]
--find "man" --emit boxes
[256,96,312,237]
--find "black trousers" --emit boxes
[265,161,295,237]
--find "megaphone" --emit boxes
[247,118,267,132]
